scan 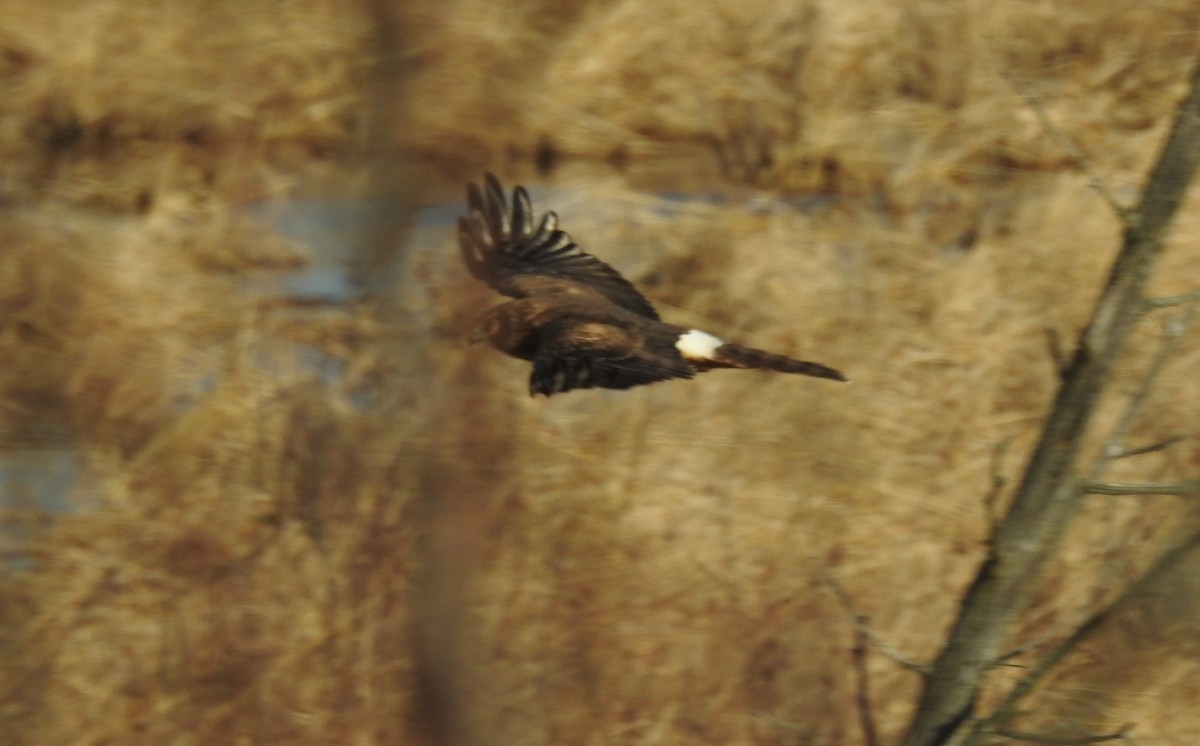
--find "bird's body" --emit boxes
[458,173,847,396]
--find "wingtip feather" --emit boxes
[482,173,510,240]
[512,185,534,237]
[483,171,504,198]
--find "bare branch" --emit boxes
[963,532,1200,746]
[1002,72,1130,222]
[1083,480,1200,497]
[902,57,1200,746]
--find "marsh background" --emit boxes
[2,1,1199,743]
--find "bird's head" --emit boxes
[469,308,513,347]
[470,305,537,358]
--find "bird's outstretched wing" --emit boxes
[458,172,661,320]
[528,321,692,396]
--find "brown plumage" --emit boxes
[458,172,848,396]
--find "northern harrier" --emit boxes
[458,173,848,396]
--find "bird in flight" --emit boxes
[458,173,848,396]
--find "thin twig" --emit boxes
[1144,289,1200,308]
[1075,278,1200,677]
[864,630,930,675]
[995,724,1132,745]
[990,647,1028,668]
[851,626,881,746]
[749,711,813,736]
[1044,328,1066,376]
[1106,434,1187,461]
[1002,72,1130,223]
[1099,301,1199,463]
[989,597,1118,675]
[824,571,931,675]
[983,436,1014,525]
[1083,480,1200,497]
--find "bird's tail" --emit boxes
[709,342,848,382]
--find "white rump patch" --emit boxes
[676,329,724,360]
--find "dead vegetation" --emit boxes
[1,1,1199,744]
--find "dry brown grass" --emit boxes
[2,0,1200,744]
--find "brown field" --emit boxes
[2,1,1200,744]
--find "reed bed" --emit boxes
[2,1,1199,743]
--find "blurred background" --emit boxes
[1,1,1199,743]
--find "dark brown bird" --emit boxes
[458,173,848,397]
